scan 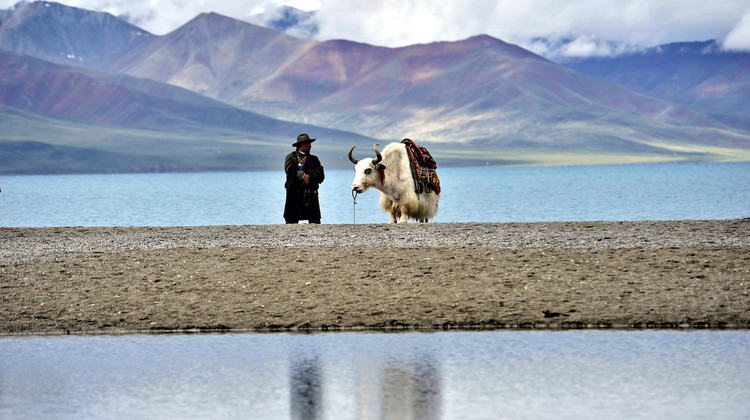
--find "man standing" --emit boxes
[284,134,325,224]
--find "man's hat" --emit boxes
[293,133,316,147]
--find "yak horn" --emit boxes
[348,146,359,164]
[372,144,383,165]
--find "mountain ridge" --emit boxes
[0,1,154,70]
[1,1,749,174]
[0,48,379,173]
[99,10,749,150]
[561,40,750,117]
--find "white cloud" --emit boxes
[523,36,646,61]
[723,10,750,51]
[100,0,268,35]
[314,0,488,46]
[560,36,611,58]
[313,0,750,50]
[0,0,280,35]
[2,0,749,56]
[278,0,320,11]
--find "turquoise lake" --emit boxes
[1,161,749,226]
[1,161,749,419]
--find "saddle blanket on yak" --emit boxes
[402,138,441,195]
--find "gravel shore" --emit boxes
[2,219,749,334]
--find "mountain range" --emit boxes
[561,41,750,118]
[1,1,749,174]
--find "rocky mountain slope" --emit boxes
[1,1,749,173]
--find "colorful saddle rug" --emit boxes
[402,138,441,195]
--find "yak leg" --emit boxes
[392,204,408,224]
[379,194,410,224]
[398,207,408,223]
[389,203,407,224]
[379,195,398,224]
[389,202,400,224]
[394,202,410,224]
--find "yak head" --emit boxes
[349,144,386,194]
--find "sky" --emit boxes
[2,0,750,57]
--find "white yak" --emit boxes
[349,143,440,223]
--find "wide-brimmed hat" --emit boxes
[293,133,316,147]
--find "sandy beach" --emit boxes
[1,220,749,334]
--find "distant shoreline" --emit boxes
[2,157,750,176]
[2,220,749,334]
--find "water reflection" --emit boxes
[381,354,440,420]
[289,342,441,419]
[1,331,749,419]
[291,352,322,420]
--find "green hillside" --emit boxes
[3,105,749,175]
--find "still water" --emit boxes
[2,163,749,419]
[1,161,749,226]
[1,331,749,419]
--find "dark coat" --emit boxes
[284,151,325,222]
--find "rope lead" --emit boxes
[351,190,358,224]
